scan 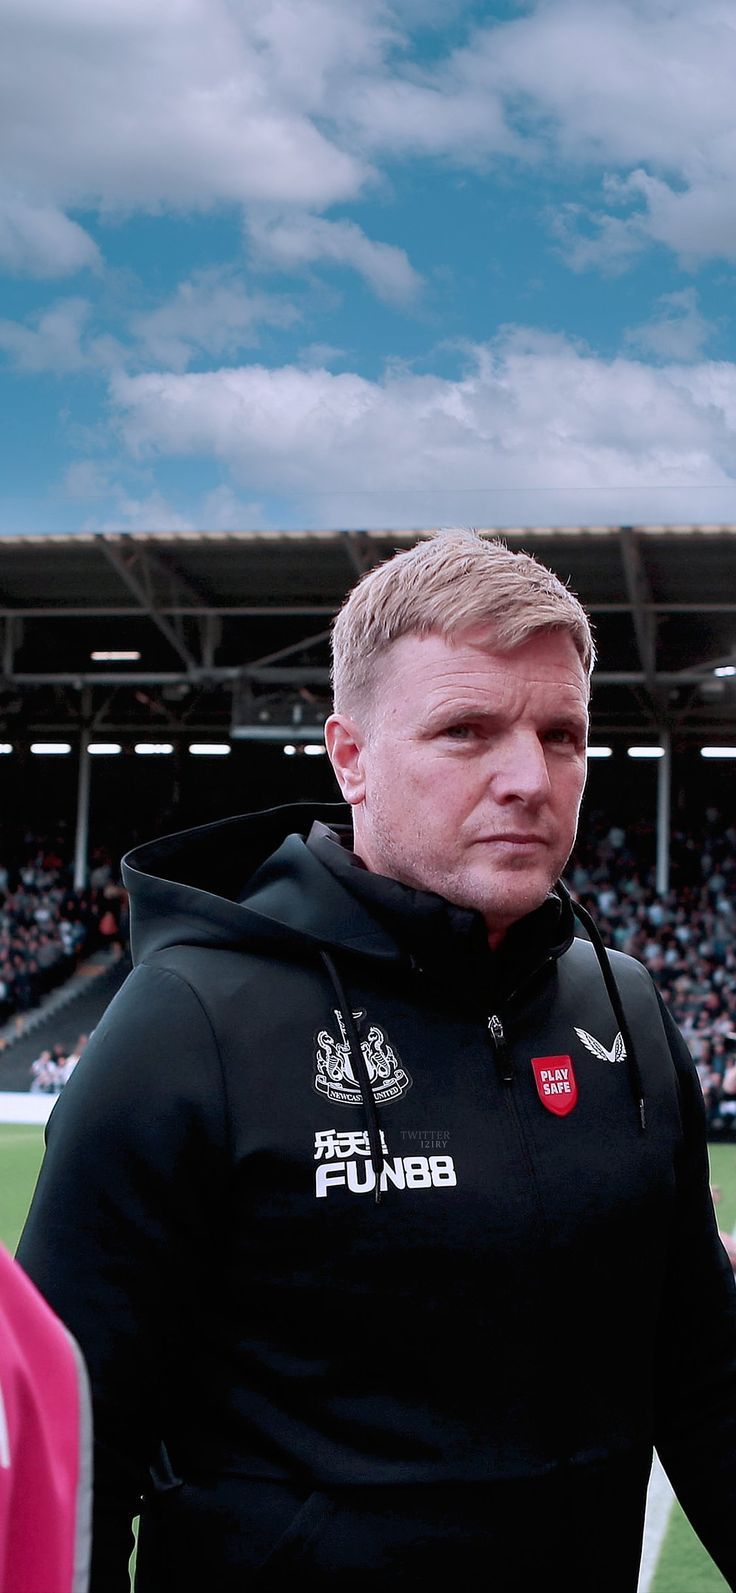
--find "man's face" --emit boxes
[326,626,589,943]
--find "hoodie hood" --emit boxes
[122,801,576,979]
[122,802,402,966]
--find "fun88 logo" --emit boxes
[315,1153,457,1198]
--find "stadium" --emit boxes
[2,524,735,1592]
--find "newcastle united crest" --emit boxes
[314,1009,412,1107]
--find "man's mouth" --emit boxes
[477,834,546,846]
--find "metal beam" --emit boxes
[19,724,235,736]
[10,715,734,738]
[245,629,332,672]
[2,601,736,620]
[73,691,93,890]
[1,615,22,678]
[0,605,338,618]
[11,669,239,686]
[590,603,736,614]
[141,544,216,610]
[245,667,331,685]
[619,527,657,697]
[342,531,376,578]
[8,666,730,688]
[200,615,222,670]
[95,536,198,671]
[656,732,672,895]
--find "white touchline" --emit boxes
[637,1454,674,1593]
[639,1215,736,1590]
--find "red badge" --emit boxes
[531,1055,578,1117]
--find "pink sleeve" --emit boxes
[0,1243,92,1593]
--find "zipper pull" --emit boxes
[488,1013,514,1084]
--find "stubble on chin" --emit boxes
[438,858,559,926]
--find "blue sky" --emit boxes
[3,0,736,534]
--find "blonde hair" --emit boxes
[331,531,595,713]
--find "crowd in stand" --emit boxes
[29,1035,89,1094]
[1,814,734,1127]
[0,833,124,1029]
[568,805,736,1137]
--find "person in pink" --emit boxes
[0,1242,91,1592]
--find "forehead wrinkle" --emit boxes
[421,672,588,709]
[370,633,589,729]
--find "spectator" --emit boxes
[0,835,121,1028]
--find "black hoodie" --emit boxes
[16,803,736,1591]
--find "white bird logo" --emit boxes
[574,1028,626,1064]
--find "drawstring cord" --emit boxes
[320,950,385,1204]
[320,881,646,1209]
[558,881,647,1131]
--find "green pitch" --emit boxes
[2,1123,736,1591]
[0,1123,45,1251]
[648,1141,736,1593]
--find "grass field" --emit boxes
[3,1125,736,1591]
[0,1123,45,1251]
[648,1142,736,1593]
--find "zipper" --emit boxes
[486,950,556,1091]
[486,1009,546,1224]
[487,1013,513,1083]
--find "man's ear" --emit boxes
[324,714,366,806]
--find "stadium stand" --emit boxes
[0,805,732,1139]
[0,833,125,1025]
[0,957,131,1093]
[569,807,736,1133]
[0,530,733,1127]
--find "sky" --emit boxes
[3,0,736,534]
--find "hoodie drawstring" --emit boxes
[558,881,647,1131]
[321,886,646,1210]
[320,951,385,1204]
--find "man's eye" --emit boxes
[443,723,474,740]
[545,727,579,746]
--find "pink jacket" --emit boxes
[1,1244,91,1592]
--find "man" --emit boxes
[17,532,736,1590]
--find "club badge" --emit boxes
[314,1008,412,1107]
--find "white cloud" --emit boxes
[477,1,736,171]
[338,69,517,164]
[4,0,736,286]
[0,269,296,375]
[87,488,196,533]
[1,0,375,213]
[0,298,122,373]
[61,459,113,500]
[298,342,347,368]
[248,214,421,304]
[549,203,646,277]
[200,484,265,529]
[474,1,736,268]
[70,475,266,532]
[342,0,736,269]
[0,196,100,277]
[616,170,736,267]
[129,268,298,371]
[5,0,736,377]
[107,332,736,527]
[0,299,88,373]
[625,289,716,362]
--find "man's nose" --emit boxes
[490,733,551,803]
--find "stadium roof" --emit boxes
[1,526,735,740]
